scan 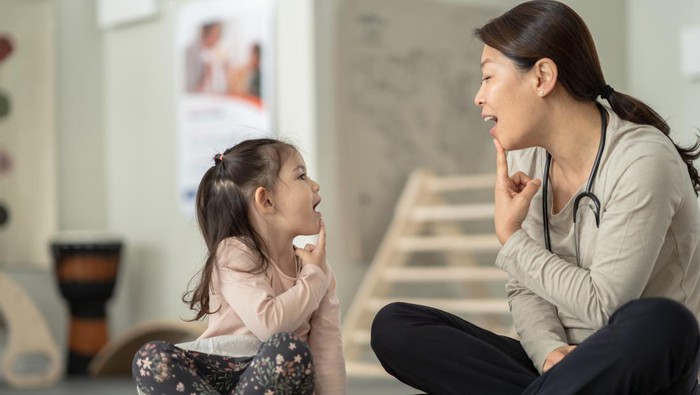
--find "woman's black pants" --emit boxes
[371,298,700,395]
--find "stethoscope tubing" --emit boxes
[542,102,608,262]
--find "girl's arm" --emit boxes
[216,240,330,340]
[308,264,346,395]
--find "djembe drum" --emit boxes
[51,233,122,375]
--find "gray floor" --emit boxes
[0,376,417,394]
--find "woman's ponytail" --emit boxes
[604,90,700,195]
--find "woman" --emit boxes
[370,1,700,394]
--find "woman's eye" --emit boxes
[480,76,491,84]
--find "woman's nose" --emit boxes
[474,86,485,107]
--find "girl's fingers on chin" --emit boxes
[317,221,326,248]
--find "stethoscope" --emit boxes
[542,102,607,265]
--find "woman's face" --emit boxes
[474,45,542,150]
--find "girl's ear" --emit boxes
[253,186,275,213]
[533,58,558,97]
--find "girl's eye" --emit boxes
[299,173,307,180]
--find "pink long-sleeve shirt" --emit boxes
[199,237,346,394]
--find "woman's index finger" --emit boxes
[493,139,510,182]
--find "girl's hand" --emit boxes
[542,345,577,372]
[493,139,541,244]
[294,219,327,271]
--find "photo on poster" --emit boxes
[176,0,275,217]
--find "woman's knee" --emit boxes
[618,298,698,335]
[615,298,699,359]
[370,302,423,356]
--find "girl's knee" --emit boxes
[240,332,314,391]
[261,332,312,364]
[132,341,175,377]
[266,331,301,344]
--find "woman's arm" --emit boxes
[498,142,684,329]
[507,277,569,373]
[308,265,346,395]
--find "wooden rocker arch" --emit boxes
[0,271,62,389]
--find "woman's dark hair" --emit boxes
[474,0,700,194]
[182,138,297,321]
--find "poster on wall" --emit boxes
[176,0,275,217]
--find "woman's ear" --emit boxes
[253,186,275,214]
[533,58,558,97]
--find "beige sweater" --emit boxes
[199,238,346,394]
[497,107,700,373]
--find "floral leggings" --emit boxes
[132,332,315,395]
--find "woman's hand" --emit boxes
[294,219,327,272]
[493,139,541,244]
[542,345,577,372]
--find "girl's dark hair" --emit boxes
[182,138,297,321]
[474,0,700,194]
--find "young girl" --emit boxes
[133,138,346,394]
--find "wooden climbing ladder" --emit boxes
[342,169,513,377]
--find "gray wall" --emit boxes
[56,0,106,232]
[627,0,700,146]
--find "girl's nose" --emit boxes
[311,179,320,192]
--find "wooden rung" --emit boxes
[396,234,500,252]
[346,361,391,378]
[368,298,510,314]
[349,330,371,344]
[410,203,494,222]
[342,170,505,371]
[348,326,512,344]
[428,174,494,192]
[382,266,507,282]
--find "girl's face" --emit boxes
[474,45,542,150]
[272,150,322,236]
